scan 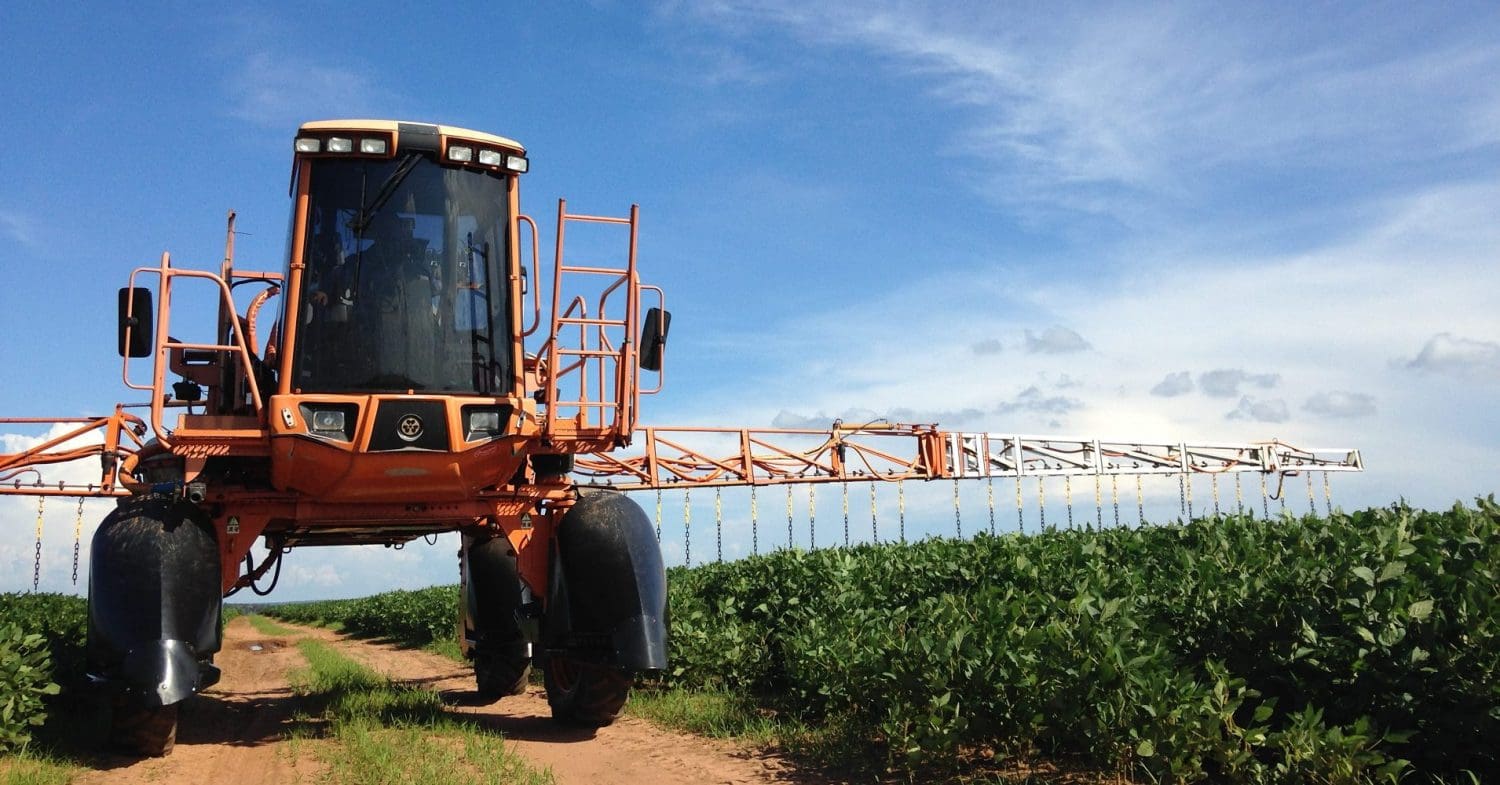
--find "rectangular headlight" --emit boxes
[468,410,501,434]
[477,149,502,167]
[462,405,511,441]
[360,137,388,154]
[447,145,474,162]
[294,137,322,153]
[505,155,529,173]
[327,137,353,153]
[311,409,346,433]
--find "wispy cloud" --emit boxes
[227,51,398,130]
[1226,396,1289,424]
[0,210,39,248]
[682,3,1500,223]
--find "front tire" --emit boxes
[110,697,179,757]
[543,656,631,727]
[475,652,531,699]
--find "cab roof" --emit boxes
[298,119,525,153]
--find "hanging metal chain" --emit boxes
[1185,473,1195,520]
[1093,475,1102,532]
[897,478,906,543]
[1322,471,1333,516]
[987,476,996,535]
[786,485,794,549]
[683,488,691,567]
[1136,474,1145,526]
[953,478,962,539]
[1235,473,1244,516]
[1111,474,1120,528]
[1015,476,1024,534]
[715,486,724,563]
[1261,474,1270,519]
[1064,475,1074,530]
[808,485,817,550]
[869,482,879,544]
[1211,473,1221,519]
[72,498,84,586]
[1038,476,1047,530]
[655,488,663,543]
[750,485,759,555]
[1178,473,1187,517]
[33,497,45,592]
[1306,472,1317,516]
[842,483,850,547]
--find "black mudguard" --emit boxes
[544,491,667,671]
[87,496,222,706]
[461,533,531,659]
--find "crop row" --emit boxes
[666,500,1497,782]
[0,592,86,750]
[263,584,458,647]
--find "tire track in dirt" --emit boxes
[294,624,837,785]
[73,617,324,785]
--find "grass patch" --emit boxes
[422,638,464,663]
[244,614,295,636]
[290,639,552,785]
[0,748,78,785]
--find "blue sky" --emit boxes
[3,2,1498,599]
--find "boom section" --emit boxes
[573,424,1364,490]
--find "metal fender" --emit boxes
[87,496,222,706]
[545,490,667,671]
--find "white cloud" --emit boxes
[1304,391,1377,418]
[1024,326,1091,354]
[1226,396,1290,424]
[1198,369,1280,398]
[1150,371,1193,397]
[1404,333,1500,380]
[971,338,1003,355]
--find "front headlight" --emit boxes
[462,405,511,441]
[299,404,358,442]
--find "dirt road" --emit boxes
[69,618,824,785]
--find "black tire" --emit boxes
[475,652,532,699]
[110,697,179,757]
[543,656,631,727]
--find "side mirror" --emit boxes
[118,287,154,358]
[639,307,671,372]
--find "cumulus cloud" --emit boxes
[971,338,1003,355]
[1199,369,1280,398]
[1024,326,1091,354]
[1226,396,1289,423]
[1150,371,1193,397]
[228,52,398,129]
[1303,391,1377,418]
[0,210,39,248]
[1404,332,1500,379]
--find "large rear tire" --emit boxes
[543,656,631,727]
[110,697,179,757]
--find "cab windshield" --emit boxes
[292,155,512,394]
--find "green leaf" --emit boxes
[1352,566,1376,585]
[1378,561,1407,582]
[1136,739,1155,757]
[1407,599,1434,621]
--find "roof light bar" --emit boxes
[447,145,474,162]
[294,137,321,153]
[360,137,388,155]
[477,149,502,167]
[505,154,529,173]
[327,137,353,153]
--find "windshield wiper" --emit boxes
[349,153,422,235]
[342,153,423,304]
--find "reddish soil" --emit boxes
[63,617,832,785]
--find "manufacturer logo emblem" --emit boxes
[396,414,424,442]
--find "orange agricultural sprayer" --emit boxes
[0,120,1362,756]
